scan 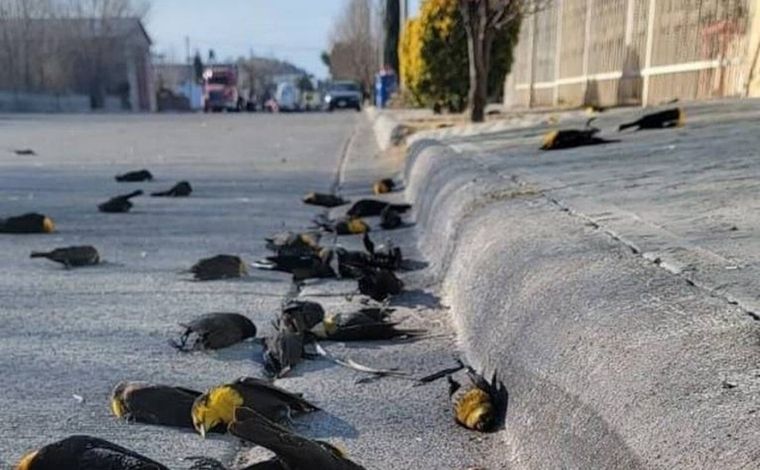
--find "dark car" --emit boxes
[324,81,362,111]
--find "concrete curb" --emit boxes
[365,106,405,152]
[397,138,759,468]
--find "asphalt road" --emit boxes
[0,113,492,470]
[0,113,354,467]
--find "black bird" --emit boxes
[373,178,395,195]
[98,190,143,213]
[110,381,201,429]
[0,213,55,234]
[13,148,36,156]
[15,435,168,470]
[151,181,192,197]
[30,245,100,267]
[541,119,618,150]
[254,249,337,281]
[449,367,508,432]
[302,192,349,208]
[170,312,257,351]
[380,205,403,230]
[313,214,369,235]
[263,330,306,378]
[115,169,153,182]
[230,407,366,470]
[346,199,411,218]
[618,107,685,131]
[185,457,284,470]
[190,255,247,281]
[311,308,423,341]
[265,230,321,256]
[357,267,404,301]
[279,300,326,333]
[361,233,403,270]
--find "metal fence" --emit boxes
[505,0,758,108]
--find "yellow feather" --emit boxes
[42,216,55,233]
[347,219,369,234]
[542,130,559,149]
[455,388,494,430]
[192,386,244,434]
[110,396,125,418]
[373,182,389,194]
[15,450,37,470]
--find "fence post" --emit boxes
[642,0,657,107]
[553,0,564,106]
[528,9,538,108]
[582,0,593,104]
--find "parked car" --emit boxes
[203,66,243,112]
[275,82,301,112]
[324,81,362,111]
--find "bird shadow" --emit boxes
[400,259,429,272]
[390,289,442,309]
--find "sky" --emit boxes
[146,0,422,78]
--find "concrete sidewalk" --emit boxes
[373,99,760,468]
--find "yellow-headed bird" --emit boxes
[541,119,617,151]
[346,199,410,218]
[314,214,369,235]
[302,192,349,208]
[191,377,318,437]
[619,107,684,131]
[265,230,322,256]
[170,312,257,352]
[312,308,423,342]
[110,381,201,429]
[15,435,168,470]
[190,255,247,281]
[230,407,366,470]
[373,178,395,195]
[449,367,508,432]
[357,267,403,301]
[0,213,55,234]
[30,245,100,268]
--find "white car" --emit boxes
[275,82,301,112]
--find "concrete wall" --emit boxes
[507,0,754,108]
[0,91,90,113]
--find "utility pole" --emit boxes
[185,36,190,64]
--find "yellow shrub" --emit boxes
[399,17,424,105]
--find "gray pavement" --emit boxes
[0,113,354,467]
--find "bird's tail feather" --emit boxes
[618,120,639,132]
[30,251,51,258]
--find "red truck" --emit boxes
[202,65,243,112]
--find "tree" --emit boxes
[297,75,315,92]
[459,0,547,122]
[328,0,378,91]
[399,0,520,112]
[383,0,400,72]
[193,51,204,83]
[320,50,331,69]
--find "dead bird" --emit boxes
[191,377,319,437]
[115,169,153,182]
[30,245,100,267]
[13,148,36,156]
[263,330,307,378]
[151,181,192,197]
[618,107,685,131]
[380,205,403,230]
[0,212,55,234]
[373,178,396,195]
[302,192,349,208]
[279,300,326,333]
[361,233,402,270]
[14,435,169,470]
[357,267,404,302]
[314,214,370,235]
[98,190,143,213]
[170,312,257,352]
[265,231,322,257]
[449,367,508,432]
[110,381,201,429]
[230,407,366,470]
[190,255,247,281]
[254,248,338,281]
[346,199,411,218]
[312,308,423,342]
[541,118,618,150]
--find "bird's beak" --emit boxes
[199,424,206,439]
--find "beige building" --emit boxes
[505,0,760,109]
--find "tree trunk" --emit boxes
[462,0,493,123]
